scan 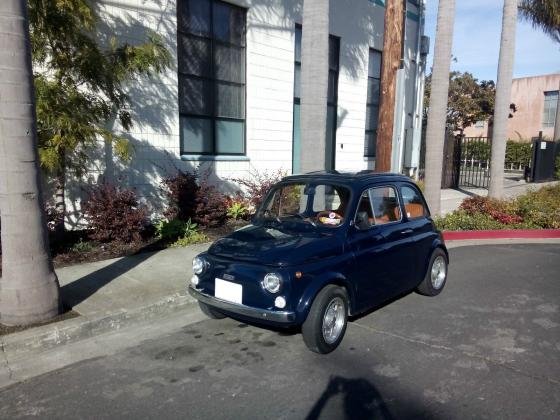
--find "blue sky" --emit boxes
[424,0,560,82]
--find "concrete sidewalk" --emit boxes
[57,243,209,317]
[439,177,559,215]
[0,243,210,379]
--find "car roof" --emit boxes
[281,170,413,189]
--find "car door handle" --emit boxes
[400,228,413,235]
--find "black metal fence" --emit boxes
[419,134,537,189]
[457,137,491,188]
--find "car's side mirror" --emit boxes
[354,211,371,231]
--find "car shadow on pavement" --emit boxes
[60,249,158,309]
[305,375,392,420]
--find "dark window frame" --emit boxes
[177,0,247,156]
[364,48,382,158]
[353,184,403,230]
[542,90,559,128]
[327,34,340,170]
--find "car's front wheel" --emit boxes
[416,248,448,296]
[302,285,348,354]
[198,301,227,319]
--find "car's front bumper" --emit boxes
[188,286,296,324]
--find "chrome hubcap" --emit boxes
[322,297,345,344]
[431,256,447,289]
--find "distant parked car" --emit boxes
[189,171,448,354]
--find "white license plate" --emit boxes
[214,278,242,304]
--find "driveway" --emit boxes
[1,244,559,419]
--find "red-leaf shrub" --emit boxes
[232,169,286,209]
[194,181,228,227]
[162,170,228,227]
[459,196,522,225]
[162,171,198,221]
[82,183,148,243]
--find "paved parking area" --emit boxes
[1,244,559,419]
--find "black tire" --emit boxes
[198,301,227,319]
[416,248,448,296]
[302,285,348,354]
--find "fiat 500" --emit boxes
[188,171,448,354]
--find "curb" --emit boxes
[0,293,199,362]
[443,229,560,241]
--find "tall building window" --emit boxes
[292,27,340,172]
[177,0,246,155]
[292,25,302,173]
[327,35,340,170]
[543,90,558,128]
[364,49,382,157]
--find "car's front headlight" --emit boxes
[192,256,206,275]
[262,272,283,294]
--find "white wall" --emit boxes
[65,0,422,223]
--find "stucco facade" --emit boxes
[65,0,426,222]
[464,73,560,141]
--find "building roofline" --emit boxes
[513,72,560,82]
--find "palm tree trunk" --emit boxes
[0,0,60,326]
[424,0,456,215]
[553,80,560,141]
[489,0,518,198]
[300,0,329,173]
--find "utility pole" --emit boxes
[376,0,405,172]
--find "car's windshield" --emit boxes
[256,182,351,228]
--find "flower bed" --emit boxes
[435,184,560,231]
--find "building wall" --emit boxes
[65,0,423,223]
[463,73,560,140]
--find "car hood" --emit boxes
[208,223,343,266]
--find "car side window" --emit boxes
[369,186,402,224]
[354,191,375,230]
[354,186,402,229]
[401,185,428,219]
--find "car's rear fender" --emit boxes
[419,237,449,281]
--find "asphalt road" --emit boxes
[1,244,559,419]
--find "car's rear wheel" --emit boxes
[416,248,448,296]
[198,301,226,319]
[302,285,348,354]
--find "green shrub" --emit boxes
[555,155,560,180]
[155,218,190,241]
[514,185,560,229]
[505,141,532,168]
[69,238,94,253]
[171,231,208,247]
[227,201,249,220]
[156,218,209,247]
[435,211,507,231]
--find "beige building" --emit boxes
[464,73,560,140]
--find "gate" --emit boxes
[457,136,491,189]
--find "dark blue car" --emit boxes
[188,171,448,353]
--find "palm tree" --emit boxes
[489,0,518,198]
[519,0,560,42]
[299,0,329,173]
[424,0,456,215]
[0,0,60,325]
